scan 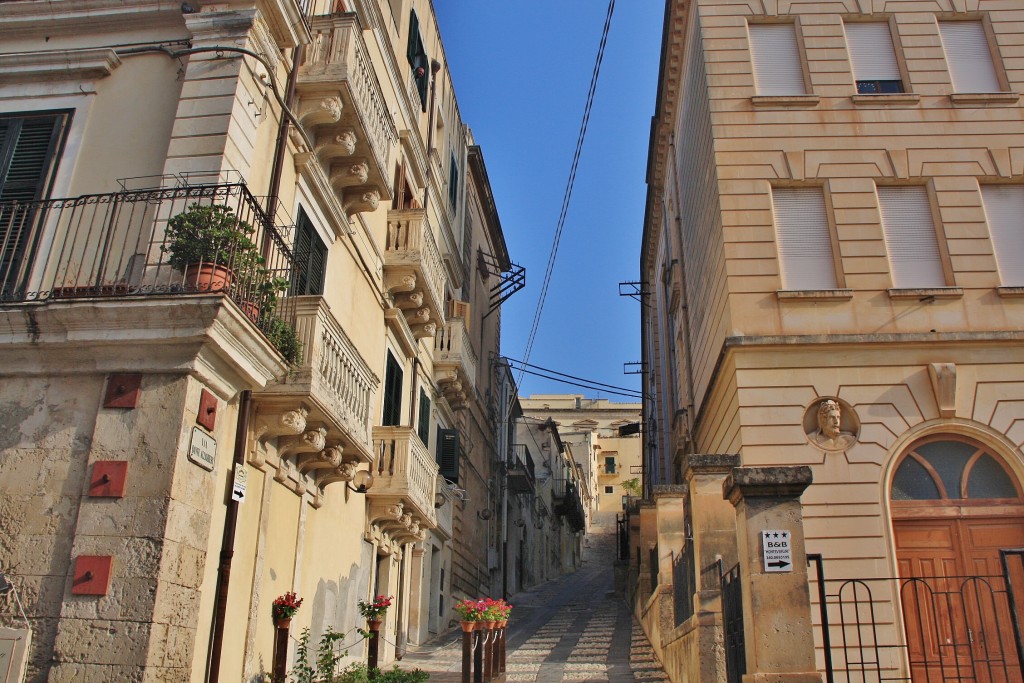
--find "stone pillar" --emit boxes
[653,486,687,640]
[723,466,821,683]
[684,453,740,683]
[636,501,657,601]
[407,544,426,646]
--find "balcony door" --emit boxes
[891,436,1024,682]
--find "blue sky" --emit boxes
[433,2,663,400]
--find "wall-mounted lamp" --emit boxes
[346,469,374,494]
[477,509,493,520]
[434,492,446,509]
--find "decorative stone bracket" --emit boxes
[367,500,430,546]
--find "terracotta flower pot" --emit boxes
[367,618,383,631]
[484,620,497,630]
[274,617,291,629]
[460,620,477,632]
[498,620,508,628]
[184,262,233,292]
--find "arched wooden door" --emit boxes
[891,436,1024,683]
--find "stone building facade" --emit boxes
[637,0,1024,681]
[0,0,522,680]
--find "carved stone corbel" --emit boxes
[316,129,357,160]
[343,188,380,216]
[278,426,328,460]
[298,95,342,129]
[384,271,416,297]
[412,322,436,339]
[316,460,358,489]
[394,291,424,310]
[330,160,369,189]
[403,307,430,326]
[255,406,309,443]
[296,445,344,475]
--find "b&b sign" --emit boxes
[761,530,793,573]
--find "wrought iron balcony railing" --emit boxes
[508,444,535,494]
[0,183,302,361]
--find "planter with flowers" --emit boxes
[162,203,263,292]
[357,594,392,632]
[272,591,303,628]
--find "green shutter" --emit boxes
[0,112,68,296]
[382,352,403,426]
[436,427,459,483]
[291,208,327,296]
[417,388,431,445]
[407,10,429,111]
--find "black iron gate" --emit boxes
[721,561,746,683]
[808,550,1024,683]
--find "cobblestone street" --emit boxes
[402,512,668,682]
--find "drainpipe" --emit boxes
[265,46,304,229]
[206,389,251,683]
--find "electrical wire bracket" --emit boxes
[618,281,649,301]
[478,250,526,319]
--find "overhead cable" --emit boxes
[504,356,642,397]
[519,0,616,384]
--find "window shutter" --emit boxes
[980,185,1024,286]
[417,388,431,445]
[407,10,428,111]
[845,23,901,81]
[748,24,806,96]
[0,113,67,296]
[877,186,946,288]
[291,209,327,296]
[436,427,459,484]
[939,21,1001,93]
[382,352,403,426]
[772,187,838,290]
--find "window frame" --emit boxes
[771,185,844,291]
[844,19,907,95]
[980,184,1024,287]
[381,351,404,427]
[290,207,328,296]
[938,18,1005,94]
[876,184,952,290]
[747,21,809,97]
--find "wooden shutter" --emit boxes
[845,23,901,81]
[407,10,428,111]
[748,24,806,96]
[291,209,327,295]
[877,186,946,288]
[436,427,459,484]
[382,352,403,426]
[980,185,1024,286]
[417,388,431,445]
[772,187,838,290]
[939,21,1001,93]
[0,112,68,296]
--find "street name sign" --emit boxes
[188,427,217,471]
[761,530,793,572]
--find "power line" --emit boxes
[519,0,616,384]
[505,356,642,397]
[509,365,642,399]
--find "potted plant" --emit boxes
[162,202,262,291]
[262,316,303,365]
[272,591,303,628]
[357,594,393,632]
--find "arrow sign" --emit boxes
[761,530,793,573]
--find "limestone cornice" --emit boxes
[0,296,287,398]
[0,0,186,37]
[0,49,121,82]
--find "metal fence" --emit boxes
[672,538,696,626]
[721,561,746,683]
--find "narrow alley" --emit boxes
[402,512,669,682]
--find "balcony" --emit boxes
[383,208,447,334]
[507,444,535,494]
[255,295,379,462]
[297,13,398,219]
[554,479,586,532]
[433,317,477,408]
[0,183,293,317]
[368,426,439,540]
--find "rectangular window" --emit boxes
[604,456,617,474]
[382,351,403,426]
[939,21,1001,93]
[604,486,614,494]
[0,111,69,296]
[748,23,806,96]
[448,151,459,211]
[436,427,460,484]
[845,22,904,94]
[417,388,431,445]
[407,10,428,111]
[291,208,328,296]
[980,185,1024,286]
[771,187,839,290]
[877,186,946,288]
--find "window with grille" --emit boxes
[877,186,946,288]
[382,352,403,426]
[980,185,1024,286]
[290,208,327,296]
[748,23,806,96]
[939,21,1001,93]
[845,22,904,94]
[771,187,839,290]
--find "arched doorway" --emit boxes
[891,435,1024,682]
